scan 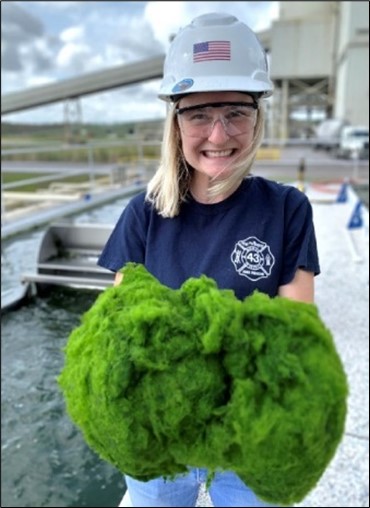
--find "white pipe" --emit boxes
[4,191,81,202]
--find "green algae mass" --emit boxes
[58,263,348,505]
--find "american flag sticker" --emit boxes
[193,41,231,63]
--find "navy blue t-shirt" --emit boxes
[98,177,320,300]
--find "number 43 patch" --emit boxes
[231,236,275,281]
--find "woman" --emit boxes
[98,12,320,508]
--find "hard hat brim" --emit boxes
[159,75,273,102]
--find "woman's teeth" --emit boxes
[204,150,233,158]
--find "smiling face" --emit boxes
[176,91,258,194]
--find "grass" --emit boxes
[2,172,94,192]
[2,145,160,163]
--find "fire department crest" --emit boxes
[231,236,275,281]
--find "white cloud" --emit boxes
[56,42,90,69]
[60,25,85,43]
[144,2,188,48]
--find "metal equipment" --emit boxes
[21,222,115,291]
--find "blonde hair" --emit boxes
[146,102,265,217]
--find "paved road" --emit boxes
[253,146,369,184]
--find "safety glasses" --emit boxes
[175,101,258,138]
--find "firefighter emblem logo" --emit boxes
[231,236,275,281]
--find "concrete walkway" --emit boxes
[293,183,369,508]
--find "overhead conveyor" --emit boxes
[1,55,164,114]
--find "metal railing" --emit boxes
[1,138,161,222]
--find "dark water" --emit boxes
[1,199,131,508]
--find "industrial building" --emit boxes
[261,1,369,139]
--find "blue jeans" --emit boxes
[125,468,279,507]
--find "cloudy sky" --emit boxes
[1,1,280,124]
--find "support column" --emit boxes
[63,98,83,144]
[280,79,289,142]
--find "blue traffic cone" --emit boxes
[336,182,348,203]
[347,201,363,229]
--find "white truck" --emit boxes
[337,126,369,159]
[313,118,348,152]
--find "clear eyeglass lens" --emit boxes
[178,105,257,137]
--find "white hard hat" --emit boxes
[158,12,273,102]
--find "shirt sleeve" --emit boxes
[97,197,147,272]
[280,191,320,285]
